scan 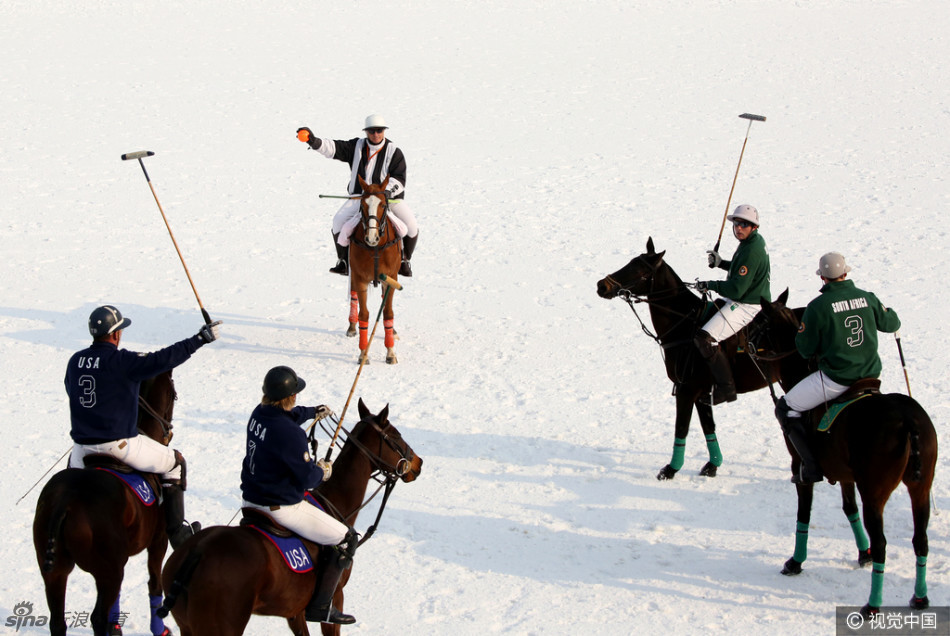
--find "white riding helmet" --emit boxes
[727,204,760,227]
[363,114,388,130]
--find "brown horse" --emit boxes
[33,370,178,636]
[596,237,807,479]
[158,399,423,636]
[756,296,938,616]
[346,175,401,364]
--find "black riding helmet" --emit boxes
[88,305,132,337]
[262,365,306,401]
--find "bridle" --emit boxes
[137,377,176,446]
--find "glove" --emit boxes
[707,250,722,269]
[695,280,709,294]
[316,458,332,481]
[197,320,222,344]
[296,127,320,149]
[314,405,335,421]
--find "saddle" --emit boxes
[240,507,295,538]
[815,378,881,433]
[240,508,317,574]
[83,454,161,506]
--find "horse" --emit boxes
[596,237,807,480]
[158,399,423,636]
[346,175,402,364]
[32,370,178,636]
[756,296,938,616]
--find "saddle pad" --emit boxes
[247,526,314,573]
[818,394,873,432]
[94,467,156,506]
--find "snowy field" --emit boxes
[1,1,949,634]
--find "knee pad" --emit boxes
[694,332,717,359]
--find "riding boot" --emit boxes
[694,333,736,405]
[329,232,349,276]
[162,483,200,549]
[783,414,824,485]
[305,529,359,624]
[399,232,418,277]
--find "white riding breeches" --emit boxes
[331,198,418,238]
[243,498,348,546]
[783,370,850,416]
[700,299,760,343]
[69,435,181,481]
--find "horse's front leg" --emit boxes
[657,387,695,480]
[357,288,370,364]
[147,533,170,636]
[695,400,721,477]
[840,482,872,567]
[91,568,124,636]
[383,284,397,365]
[346,290,358,337]
[781,482,815,575]
[287,614,311,636]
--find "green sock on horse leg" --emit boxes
[915,556,928,599]
[793,522,809,563]
[704,433,722,467]
[670,438,686,471]
[869,562,885,608]
[848,512,870,551]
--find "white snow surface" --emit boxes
[2,1,949,634]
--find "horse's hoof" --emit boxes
[108,624,123,636]
[857,549,873,568]
[346,324,357,337]
[860,603,880,619]
[909,595,930,610]
[699,462,718,477]
[386,354,398,364]
[358,356,370,365]
[781,557,803,576]
[657,464,678,480]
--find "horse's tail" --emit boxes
[42,505,69,573]
[157,548,202,618]
[900,397,928,483]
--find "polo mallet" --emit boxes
[713,113,767,253]
[320,193,399,204]
[121,150,212,325]
[894,331,912,397]
[323,273,404,461]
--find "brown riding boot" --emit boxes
[398,233,418,277]
[329,232,348,276]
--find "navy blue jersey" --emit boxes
[65,337,203,444]
[240,403,324,506]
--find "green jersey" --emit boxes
[707,230,771,304]
[795,279,901,385]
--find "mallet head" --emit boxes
[379,273,403,290]
[120,150,155,161]
[739,113,766,122]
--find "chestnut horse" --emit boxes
[757,296,937,616]
[158,399,423,636]
[33,370,178,636]
[596,237,807,479]
[346,176,401,364]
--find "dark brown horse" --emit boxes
[757,296,937,616]
[158,399,423,636]
[33,370,178,636]
[346,176,401,364]
[596,237,806,479]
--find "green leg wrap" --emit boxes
[869,562,885,608]
[793,521,809,563]
[847,512,870,551]
[915,556,928,599]
[704,433,722,467]
[670,438,686,471]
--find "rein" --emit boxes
[137,395,174,445]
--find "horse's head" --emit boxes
[352,398,423,482]
[357,175,390,248]
[597,237,668,300]
[138,370,176,446]
[747,289,800,356]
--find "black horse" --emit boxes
[33,370,178,636]
[757,296,937,615]
[596,237,805,479]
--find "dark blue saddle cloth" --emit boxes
[243,494,327,574]
[94,467,157,506]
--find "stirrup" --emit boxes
[305,605,355,625]
[329,260,348,275]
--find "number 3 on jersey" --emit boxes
[844,315,864,347]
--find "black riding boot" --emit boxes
[776,401,823,484]
[694,333,736,405]
[163,483,200,549]
[399,232,418,277]
[329,232,348,276]
[305,529,359,624]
